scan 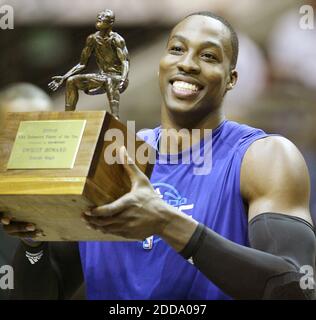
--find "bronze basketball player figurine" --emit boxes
[48,9,129,119]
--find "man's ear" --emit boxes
[226,70,238,91]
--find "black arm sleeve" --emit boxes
[10,241,83,300]
[179,212,316,299]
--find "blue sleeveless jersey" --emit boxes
[79,120,268,300]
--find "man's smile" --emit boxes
[169,75,204,100]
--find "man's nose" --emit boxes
[177,53,200,74]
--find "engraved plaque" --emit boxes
[7,120,86,169]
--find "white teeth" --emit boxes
[172,81,199,92]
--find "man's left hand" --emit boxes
[82,147,170,240]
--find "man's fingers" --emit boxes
[3,222,36,233]
[0,213,12,225]
[10,231,41,239]
[48,81,60,91]
[48,84,56,91]
[1,217,11,225]
[98,224,140,240]
[87,222,128,237]
[86,193,135,217]
[82,214,120,227]
[119,146,145,184]
[0,214,42,239]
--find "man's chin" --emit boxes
[165,99,200,115]
[163,99,217,125]
[96,24,108,31]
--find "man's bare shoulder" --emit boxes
[85,33,97,45]
[111,32,126,47]
[243,136,306,172]
[240,136,312,223]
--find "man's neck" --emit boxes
[161,108,224,131]
[98,28,112,38]
[159,107,225,154]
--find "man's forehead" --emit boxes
[98,11,110,17]
[170,15,231,48]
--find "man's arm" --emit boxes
[82,144,316,299]
[171,136,315,299]
[113,34,129,88]
[241,136,312,224]
[48,34,94,91]
[1,214,84,299]
[10,241,83,300]
[62,34,95,79]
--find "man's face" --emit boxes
[96,12,113,30]
[159,15,236,119]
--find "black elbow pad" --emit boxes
[249,213,316,300]
[180,213,316,299]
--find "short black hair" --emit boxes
[185,11,239,69]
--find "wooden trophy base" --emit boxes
[0,111,155,241]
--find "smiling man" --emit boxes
[160,14,237,126]
[1,12,316,300]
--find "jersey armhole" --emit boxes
[235,134,270,222]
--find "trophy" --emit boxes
[0,10,155,241]
[48,9,129,118]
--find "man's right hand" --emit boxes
[0,212,44,247]
[48,76,65,91]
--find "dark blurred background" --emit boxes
[0,0,315,298]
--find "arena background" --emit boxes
[0,0,315,299]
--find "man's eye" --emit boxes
[169,46,183,54]
[201,53,217,61]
